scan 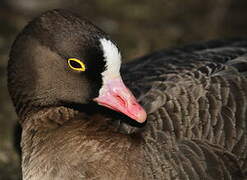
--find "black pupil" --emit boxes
[70,60,82,69]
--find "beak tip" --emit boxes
[130,104,147,123]
[135,109,147,123]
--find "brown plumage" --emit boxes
[122,40,247,179]
[8,9,247,179]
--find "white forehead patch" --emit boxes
[99,38,122,80]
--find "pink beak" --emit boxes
[94,77,147,123]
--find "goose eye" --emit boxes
[68,58,86,72]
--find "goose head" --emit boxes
[8,9,147,123]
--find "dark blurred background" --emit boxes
[1,0,247,179]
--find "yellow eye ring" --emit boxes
[68,58,86,72]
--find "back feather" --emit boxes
[121,39,247,179]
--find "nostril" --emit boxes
[132,101,139,107]
[115,95,126,106]
[132,102,142,110]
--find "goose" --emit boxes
[8,9,247,180]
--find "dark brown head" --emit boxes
[8,9,146,122]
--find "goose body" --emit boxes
[8,9,247,180]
